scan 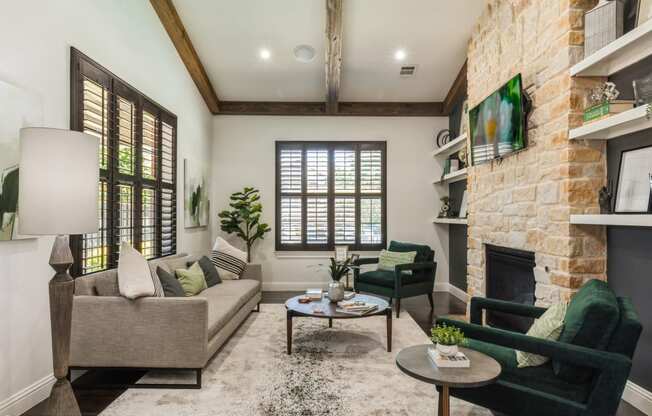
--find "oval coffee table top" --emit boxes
[396,344,501,388]
[285,294,389,319]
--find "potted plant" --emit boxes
[431,324,466,356]
[218,187,271,262]
[312,256,358,302]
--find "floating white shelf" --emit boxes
[432,217,468,225]
[569,106,651,140]
[571,19,652,77]
[431,134,467,158]
[432,168,468,185]
[570,214,652,227]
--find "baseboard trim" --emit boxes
[434,282,469,303]
[0,374,54,416]
[623,381,652,415]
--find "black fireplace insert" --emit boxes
[485,244,536,333]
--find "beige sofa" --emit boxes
[69,252,262,388]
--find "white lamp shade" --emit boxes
[18,128,99,236]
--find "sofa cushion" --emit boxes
[553,279,620,383]
[378,249,417,272]
[175,262,208,296]
[147,254,187,297]
[212,237,247,280]
[196,282,258,339]
[356,270,428,289]
[117,242,155,299]
[188,256,222,287]
[214,279,261,300]
[156,266,185,297]
[517,302,568,368]
[388,241,432,262]
[466,338,591,404]
[95,271,119,296]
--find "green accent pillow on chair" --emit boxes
[377,250,417,272]
[553,279,620,383]
[388,241,432,262]
[175,262,208,296]
[516,302,568,368]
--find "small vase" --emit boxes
[436,343,459,357]
[328,280,345,303]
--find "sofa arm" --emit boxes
[241,263,262,283]
[70,296,208,369]
[437,318,631,416]
[469,297,547,325]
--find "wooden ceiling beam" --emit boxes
[150,0,220,114]
[443,60,467,115]
[218,101,444,117]
[325,0,343,114]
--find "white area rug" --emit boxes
[100,304,491,416]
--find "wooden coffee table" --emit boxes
[395,344,501,416]
[285,294,391,354]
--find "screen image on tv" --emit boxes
[469,74,527,166]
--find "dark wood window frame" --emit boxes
[275,141,387,252]
[69,47,177,276]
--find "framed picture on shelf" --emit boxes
[615,145,652,213]
[637,0,652,26]
[459,191,468,218]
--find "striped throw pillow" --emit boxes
[211,237,247,280]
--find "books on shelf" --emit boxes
[583,100,635,123]
[305,289,323,301]
[336,300,379,315]
[427,347,470,368]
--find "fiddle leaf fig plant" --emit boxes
[218,187,271,262]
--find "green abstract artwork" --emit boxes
[184,158,209,228]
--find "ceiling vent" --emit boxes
[400,65,417,77]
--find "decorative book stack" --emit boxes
[305,289,323,301]
[336,300,378,315]
[427,347,471,368]
[583,100,635,123]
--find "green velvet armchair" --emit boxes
[353,241,437,318]
[437,280,642,416]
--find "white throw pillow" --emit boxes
[118,242,155,299]
[211,237,247,280]
[516,302,568,368]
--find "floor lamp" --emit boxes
[19,127,99,416]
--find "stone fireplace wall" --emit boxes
[466,0,607,305]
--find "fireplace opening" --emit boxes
[485,244,536,333]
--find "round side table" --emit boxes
[395,344,501,416]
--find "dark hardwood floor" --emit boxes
[23,291,643,416]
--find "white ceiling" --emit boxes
[174,0,484,102]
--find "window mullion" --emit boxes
[107,81,118,268]
[133,99,144,254]
[327,146,335,248]
[354,144,361,249]
[301,145,307,248]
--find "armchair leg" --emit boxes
[427,293,434,309]
[396,299,401,318]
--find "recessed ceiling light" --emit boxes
[259,48,271,60]
[394,49,407,61]
[294,44,316,63]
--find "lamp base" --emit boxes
[46,235,81,416]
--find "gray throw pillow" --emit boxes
[188,256,222,287]
[156,266,185,297]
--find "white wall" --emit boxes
[0,1,213,414]
[211,116,450,291]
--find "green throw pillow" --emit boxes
[516,302,568,368]
[377,250,417,273]
[175,262,207,296]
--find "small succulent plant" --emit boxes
[431,324,466,346]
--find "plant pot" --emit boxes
[436,343,459,357]
[328,280,345,303]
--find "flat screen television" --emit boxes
[469,74,530,166]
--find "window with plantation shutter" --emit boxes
[70,48,177,275]
[276,141,386,251]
